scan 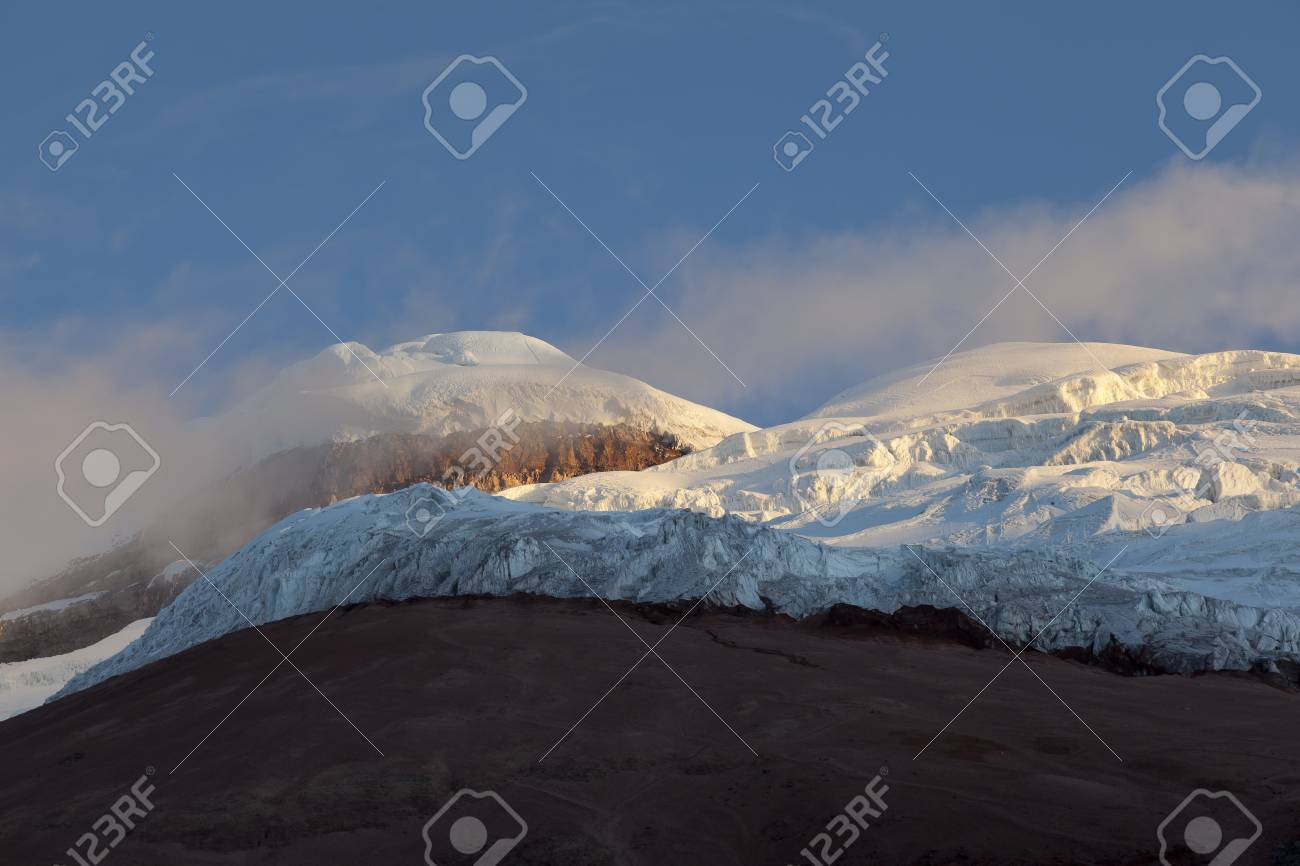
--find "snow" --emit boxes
[54,339,1300,701]
[147,560,191,591]
[0,618,151,720]
[1,591,105,622]
[810,341,1184,425]
[501,342,1300,607]
[58,484,1300,700]
[212,330,756,457]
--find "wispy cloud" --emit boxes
[584,159,1300,419]
[6,158,1300,589]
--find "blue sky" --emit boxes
[4,1,1299,426]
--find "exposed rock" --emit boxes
[308,422,686,499]
[0,580,184,663]
[821,603,998,650]
[1,423,685,662]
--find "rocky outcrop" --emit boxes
[308,422,686,498]
[821,603,1000,650]
[1,423,686,662]
[0,578,186,664]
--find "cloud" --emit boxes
[0,318,283,594]
[581,158,1300,422]
[6,157,1300,591]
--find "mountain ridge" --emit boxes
[38,336,1300,710]
[212,330,757,459]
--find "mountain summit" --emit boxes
[216,330,756,457]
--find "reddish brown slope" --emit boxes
[2,597,1298,865]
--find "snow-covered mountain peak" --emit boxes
[810,341,1186,424]
[807,342,1300,435]
[398,331,569,367]
[214,330,756,456]
[52,339,1300,702]
[275,331,571,390]
[942,347,1300,426]
[500,341,1300,596]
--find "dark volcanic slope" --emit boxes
[3,598,1298,866]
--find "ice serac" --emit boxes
[2,618,152,720]
[58,484,1300,700]
[501,342,1300,613]
[213,331,756,459]
[53,340,1300,699]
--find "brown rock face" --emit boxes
[0,578,187,663]
[0,423,685,661]
[309,421,686,499]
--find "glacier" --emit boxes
[3,618,152,719]
[58,483,1300,699]
[501,344,1300,608]
[56,340,1300,699]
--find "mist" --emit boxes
[585,158,1300,423]
[8,158,1300,594]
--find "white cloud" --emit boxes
[581,159,1300,420]
[6,158,1300,590]
[0,320,278,593]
